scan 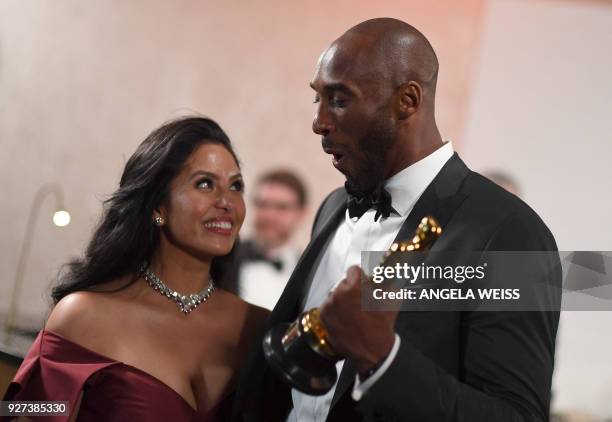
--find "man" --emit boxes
[233,18,560,421]
[236,170,308,309]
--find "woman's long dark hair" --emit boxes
[51,116,240,304]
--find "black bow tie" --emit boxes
[346,182,397,222]
[239,241,284,271]
[249,253,284,271]
[265,258,284,271]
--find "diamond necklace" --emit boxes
[141,264,215,314]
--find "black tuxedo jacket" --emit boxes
[231,153,561,422]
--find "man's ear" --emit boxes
[396,81,422,120]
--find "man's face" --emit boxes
[252,182,304,248]
[310,43,397,194]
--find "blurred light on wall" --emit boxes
[52,210,71,227]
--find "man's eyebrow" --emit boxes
[309,82,353,95]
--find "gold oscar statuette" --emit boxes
[262,216,442,395]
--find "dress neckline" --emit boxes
[40,329,206,416]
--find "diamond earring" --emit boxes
[154,216,165,226]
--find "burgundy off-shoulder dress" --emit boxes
[2,330,229,421]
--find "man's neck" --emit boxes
[386,126,444,180]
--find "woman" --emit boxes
[3,117,269,421]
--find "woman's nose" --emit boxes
[215,190,233,211]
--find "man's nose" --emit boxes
[312,108,335,136]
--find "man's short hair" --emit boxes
[256,169,308,208]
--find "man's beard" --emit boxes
[345,117,396,194]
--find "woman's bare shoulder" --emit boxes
[46,291,101,336]
[213,289,270,341]
[45,286,128,353]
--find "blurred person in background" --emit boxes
[2,117,269,421]
[233,170,308,310]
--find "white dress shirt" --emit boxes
[287,142,454,422]
[238,244,300,310]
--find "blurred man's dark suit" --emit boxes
[232,153,561,421]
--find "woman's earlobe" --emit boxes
[152,204,167,227]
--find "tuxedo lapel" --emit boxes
[329,153,471,412]
[330,355,357,410]
[395,153,470,243]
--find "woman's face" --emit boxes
[157,143,245,260]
